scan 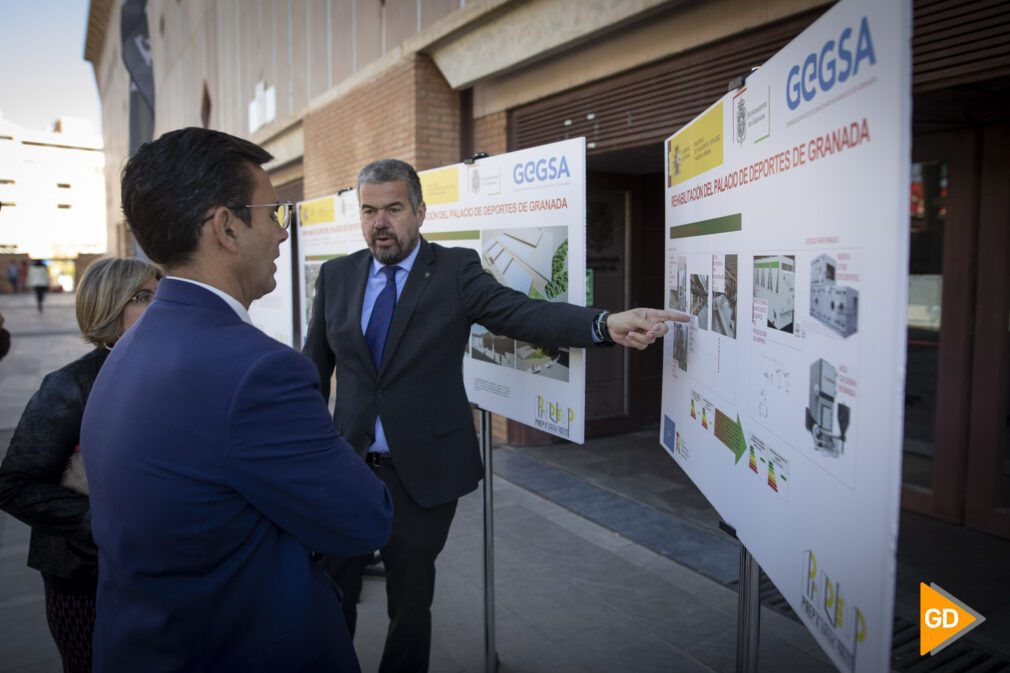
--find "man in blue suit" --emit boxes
[80,128,393,673]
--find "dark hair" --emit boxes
[121,127,273,266]
[357,159,423,211]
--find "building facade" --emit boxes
[0,115,107,281]
[85,0,1010,540]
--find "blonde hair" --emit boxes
[76,257,161,348]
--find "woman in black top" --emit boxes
[0,257,160,673]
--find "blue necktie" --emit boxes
[365,265,400,369]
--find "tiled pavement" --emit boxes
[1,291,87,672]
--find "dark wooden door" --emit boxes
[903,126,1010,540]
[964,124,1010,539]
[901,131,978,522]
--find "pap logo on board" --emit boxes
[534,395,574,437]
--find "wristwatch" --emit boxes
[593,310,615,346]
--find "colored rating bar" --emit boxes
[714,409,746,464]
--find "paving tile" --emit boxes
[560,626,715,673]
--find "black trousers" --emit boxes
[322,463,457,673]
[33,286,47,311]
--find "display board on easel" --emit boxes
[660,0,911,670]
[418,138,588,443]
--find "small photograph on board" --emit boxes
[712,254,737,338]
[753,254,795,333]
[515,341,570,382]
[676,256,688,312]
[303,263,322,328]
[481,226,568,301]
[672,321,689,372]
[691,273,710,330]
[469,324,517,369]
[810,253,858,338]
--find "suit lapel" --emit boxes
[380,239,435,375]
[347,252,378,378]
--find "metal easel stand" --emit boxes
[720,521,760,673]
[478,408,499,673]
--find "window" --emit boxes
[57,183,71,189]
[0,179,14,185]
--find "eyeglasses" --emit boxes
[200,202,295,230]
[246,202,294,230]
[128,289,156,305]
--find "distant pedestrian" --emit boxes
[0,257,161,673]
[18,260,28,293]
[5,260,18,293]
[27,260,49,312]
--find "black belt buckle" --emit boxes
[365,452,394,468]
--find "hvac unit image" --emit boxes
[804,358,851,458]
[809,253,858,337]
[754,255,795,332]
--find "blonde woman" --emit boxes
[0,257,160,673]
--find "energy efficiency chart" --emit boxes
[660,1,910,671]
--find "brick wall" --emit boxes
[414,56,461,171]
[304,54,460,199]
[473,111,508,157]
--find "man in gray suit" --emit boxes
[304,158,682,673]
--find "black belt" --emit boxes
[365,452,394,468]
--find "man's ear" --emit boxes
[206,207,241,253]
[416,201,426,227]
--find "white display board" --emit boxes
[295,139,588,443]
[421,138,588,443]
[248,235,295,347]
[296,190,362,343]
[660,1,910,671]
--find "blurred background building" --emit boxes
[83,0,1010,543]
[0,113,106,291]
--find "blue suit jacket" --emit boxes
[81,279,393,673]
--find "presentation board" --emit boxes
[421,138,588,442]
[296,139,588,442]
[296,190,362,343]
[660,1,910,671]
[248,235,295,347]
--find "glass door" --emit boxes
[585,182,632,432]
[901,131,978,522]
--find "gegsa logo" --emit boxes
[513,155,571,185]
[786,16,876,111]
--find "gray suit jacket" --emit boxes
[304,238,598,507]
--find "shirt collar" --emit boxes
[165,276,252,324]
[370,238,421,278]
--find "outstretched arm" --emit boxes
[605,308,689,350]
